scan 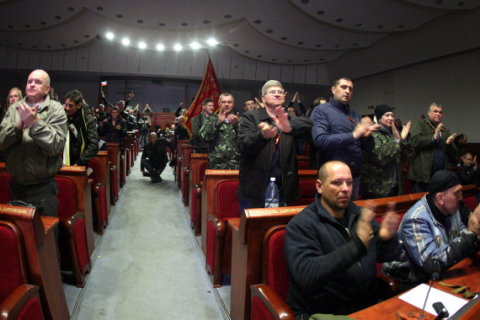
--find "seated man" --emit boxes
[382,170,480,290]
[141,132,170,183]
[457,152,480,186]
[285,161,401,317]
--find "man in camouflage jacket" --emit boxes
[199,92,241,169]
[360,105,413,199]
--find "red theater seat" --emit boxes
[56,176,91,288]
[191,160,208,235]
[250,225,293,320]
[0,220,45,320]
[206,180,239,287]
[88,157,109,235]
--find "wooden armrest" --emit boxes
[207,213,227,237]
[0,284,42,320]
[59,212,85,235]
[376,271,399,299]
[250,284,295,320]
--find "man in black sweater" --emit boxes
[141,132,170,183]
[284,161,401,317]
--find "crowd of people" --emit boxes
[1,70,479,319]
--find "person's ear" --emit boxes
[316,179,323,195]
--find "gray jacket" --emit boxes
[0,95,67,185]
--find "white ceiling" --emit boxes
[1,0,480,81]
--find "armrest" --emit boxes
[376,271,399,300]
[250,284,295,320]
[59,211,86,235]
[194,184,202,198]
[207,213,227,237]
[0,284,43,320]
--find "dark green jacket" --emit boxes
[199,113,241,169]
[407,119,457,184]
[67,105,99,166]
[360,127,413,198]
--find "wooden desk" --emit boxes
[349,252,480,319]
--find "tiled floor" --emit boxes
[64,157,230,319]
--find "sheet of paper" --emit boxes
[399,283,469,318]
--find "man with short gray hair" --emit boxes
[407,103,457,192]
[237,80,312,212]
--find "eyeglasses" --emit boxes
[266,90,285,96]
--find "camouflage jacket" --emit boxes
[199,113,241,169]
[360,127,413,198]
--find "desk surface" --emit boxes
[349,252,480,319]
[41,216,59,234]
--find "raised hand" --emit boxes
[258,122,278,139]
[401,121,412,141]
[379,203,400,241]
[271,106,292,133]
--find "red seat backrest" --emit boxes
[215,181,240,220]
[292,179,317,206]
[263,225,289,301]
[0,221,26,302]
[0,173,12,204]
[55,176,77,218]
[88,158,101,186]
[199,161,208,183]
[463,195,478,211]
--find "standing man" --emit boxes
[63,89,99,166]
[285,161,400,316]
[407,103,457,193]
[237,80,312,211]
[7,87,23,107]
[312,77,379,200]
[200,93,240,169]
[244,99,255,112]
[191,98,214,154]
[137,113,151,149]
[141,132,170,183]
[0,69,67,218]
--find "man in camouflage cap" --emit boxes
[199,92,240,169]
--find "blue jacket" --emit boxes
[382,195,476,284]
[311,98,374,176]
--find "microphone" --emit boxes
[433,302,449,320]
[419,272,440,320]
[265,172,293,208]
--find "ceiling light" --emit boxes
[190,42,200,50]
[156,44,165,51]
[207,38,219,46]
[122,38,130,46]
[174,44,182,51]
[139,42,146,49]
[106,32,114,40]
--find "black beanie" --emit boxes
[375,104,393,122]
[428,170,460,194]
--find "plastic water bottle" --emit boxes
[265,177,279,208]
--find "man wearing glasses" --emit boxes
[311,77,379,200]
[237,80,312,213]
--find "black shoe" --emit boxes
[151,176,163,183]
[143,172,150,177]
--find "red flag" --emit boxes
[184,57,222,135]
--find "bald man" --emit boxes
[141,132,170,183]
[0,69,67,219]
[284,161,400,316]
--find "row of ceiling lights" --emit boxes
[105,32,219,51]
